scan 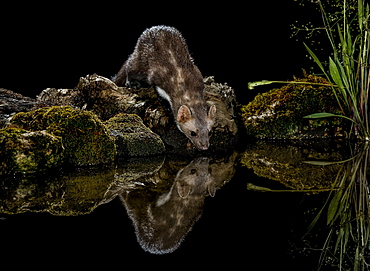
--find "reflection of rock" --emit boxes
[0,167,115,216]
[0,150,237,253]
[241,141,345,191]
[104,113,165,157]
[49,168,115,216]
[117,153,237,254]
[241,75,345,139]
[0,155,170,216]
[112,156,166,189]
[8,106,116,166]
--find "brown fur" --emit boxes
[114,26,216,150]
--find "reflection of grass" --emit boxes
[307,143,370,270]
[246,183,337,193]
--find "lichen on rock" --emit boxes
[104,113,165,157]
[0,128,64,174]
[9,106,116,166]
[241,75,346,139]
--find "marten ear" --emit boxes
[208,105,216,120]
[177,105,192,123]
[177,181,192,199]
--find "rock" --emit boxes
[204,76,238,150]
[38,74,238,152]
[37,74,143,120]
[0,128,64,174]
[104,113,165,157]
[0,88,51,128]
[241,75,346,139]
[9,106,116,166]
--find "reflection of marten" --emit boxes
[135,157,215,254]
[114,26,216,150]
[175,157,215,198]
[117,153,238,254]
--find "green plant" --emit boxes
[304,0,370,140]
[249,0,370,141]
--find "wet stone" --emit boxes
[104,113,165,157]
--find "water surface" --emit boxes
[1,141,360,270]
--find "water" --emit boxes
[0,141,362,270]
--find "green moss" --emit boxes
[105,113,165,157]
[241,75,345,139]
[0,128,64,174]
[10,106,116,166]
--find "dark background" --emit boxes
[0,2,318,104]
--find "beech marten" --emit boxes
[114,25,216,151]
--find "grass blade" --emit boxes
[304,112,357,123]
[327,190,343,225]
[248,81,276,90]
[304,43,327,76]
[329,57,344,90]
[304,112,339,118]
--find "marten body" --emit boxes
[114,26,216,150]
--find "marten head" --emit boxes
[176,104,216,151]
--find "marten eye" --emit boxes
[190,131,197,137]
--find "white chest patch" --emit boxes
[156,86,173,108]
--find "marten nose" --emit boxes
[197,141,209,151]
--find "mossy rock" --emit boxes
[241,75,346,139]
[38,75,238,153]
[10,106,116,166]
[0,128,64,174]
[105,113,165,157]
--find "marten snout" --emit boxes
[189,128,212,151]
